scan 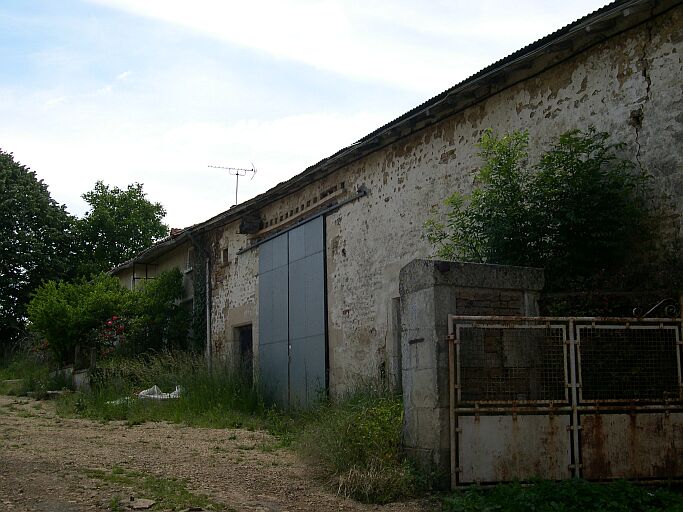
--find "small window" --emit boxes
[186,247,194,272]
[221,245,230,266]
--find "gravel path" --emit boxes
[0,396,426,512]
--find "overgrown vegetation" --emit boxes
[84,465,227,511]
[425,128,665,290]
[27,269,191,364]
[51,352,419,503]
[297,387,419,503]
[57,352,264,429]
[442,479,683,512]
[0,351,72,397]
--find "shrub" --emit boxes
[425,128,653,289]
[27,269,192,364]
[27,274,128,363]
[296,388,418,503]
[122,268,191,355]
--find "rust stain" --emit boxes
[583,414,612,479]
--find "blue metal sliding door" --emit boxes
[258,216,326,408]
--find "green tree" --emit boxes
[27,274,129,363]
[123,268,191,355]
[77,181,168,275]
[0,150,76,350]
[28,270,191,363]
[425,128,651,289]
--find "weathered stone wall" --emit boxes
[399,260,544,486]
[205,220,258,369]
[207,8,683,393]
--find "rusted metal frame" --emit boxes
[447,314,465,488]
[455,406,573,414]
[458,399,569,406]
[448,315,457,490]
[449,315,683,323]
[575,404,683,413]
[577,399,683,406]
[574,322,680,404]
[677,318,683,400]
[562,322,570,404]
[568,319,582,478]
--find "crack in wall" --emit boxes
[633,18,655,172]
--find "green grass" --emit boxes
[0,352,72,396]
[84,465,228,511]
[442,480,683,512]
[57,352,268,429]
[296,386,420,503]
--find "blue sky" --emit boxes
[0,0,610,228]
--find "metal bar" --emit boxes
[455,406,574,414]
[563,324,570,403]
[568,318,581,478]
[575,404,683,412]
[677,316,683,400]
[449,331,456,489]
[449,315,682,323]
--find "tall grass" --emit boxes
[0,352,71,396]
[296,384,420,503]
[58,352,267,429]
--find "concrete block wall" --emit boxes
[399,259,544,486]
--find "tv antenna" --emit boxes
[207,163,257,205]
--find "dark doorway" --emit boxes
[236,324,253,385]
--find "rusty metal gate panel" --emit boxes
[574,320,683,480]
[458,414,572,484]
[448,315,683,488]
[449,318,572,487]
[581,412,683,480]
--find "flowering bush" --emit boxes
[27,274,128,363]
[96,315,127,357]
[27,269,191,364]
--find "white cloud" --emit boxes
[2,0,612,230]
[116,70,132,81]
[85,0,611,94]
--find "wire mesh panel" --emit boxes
[577,324,681,402]
[457,323,568,403]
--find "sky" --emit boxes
[0,0,611,229]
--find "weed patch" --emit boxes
[297,389,419,503]
[0,353,71,397]
[57,353,267,429]
[84,465,227,511]
[442,480,683,512]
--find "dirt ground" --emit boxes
[0,396,427,512]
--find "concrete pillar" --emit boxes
[399,259,544,487]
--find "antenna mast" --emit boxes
[207,164,257,205]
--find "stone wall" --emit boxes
[399,259,544,486]
[204,6,683,394]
